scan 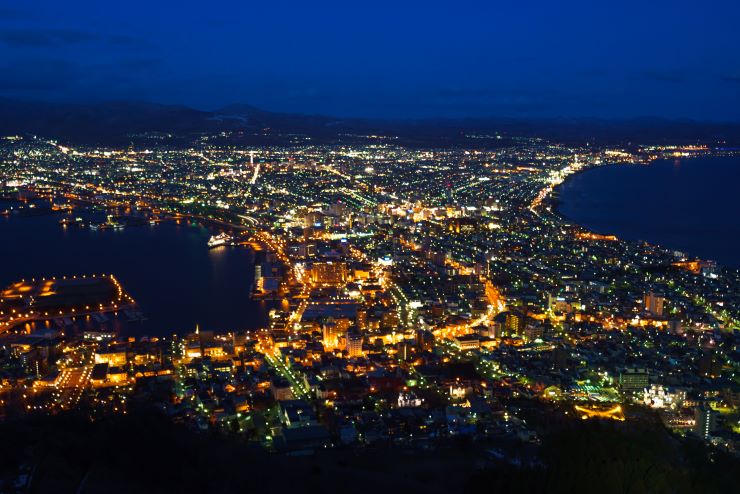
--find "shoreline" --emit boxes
[549,160,648,231]
[549,153,740,268]
[0,205,273,337]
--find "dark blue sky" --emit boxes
[0,0,738,119]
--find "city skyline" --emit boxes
[1,129,739,493]
[1,2,739,493]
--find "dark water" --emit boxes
[558,155,740,267]
[0,209,273,336]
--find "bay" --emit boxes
[0,208,273,336]
[557,155,740,267]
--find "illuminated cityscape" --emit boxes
[1,132,739,490]
[1,1,740,492]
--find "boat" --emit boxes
[208,232,233,248]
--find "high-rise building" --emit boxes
[694,405,716,439]
[505,311,525,336]
[416,329,435,351]
[644,291,665,317]
[619,368,649,393]
[254,264,262,281]
[322,319,340,350]
[346,330,363,358]
[356,308,367,331]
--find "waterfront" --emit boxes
[0,207,273,336]
[1,136,739,474]
[557,155,740,267]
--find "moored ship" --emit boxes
[207,232,233,248]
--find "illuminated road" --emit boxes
[52,348,94,410]
[250,163,260,185]
[53,364,93,410]
[264,352,311,399]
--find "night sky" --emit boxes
[0,0,738,120]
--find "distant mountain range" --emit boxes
[1,97,739,146]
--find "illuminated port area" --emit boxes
[0,274,136,333]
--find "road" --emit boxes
[264,352,311,399]
[52,350,94,410]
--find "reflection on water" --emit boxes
[0,209,274,336]
[557,156,740,267]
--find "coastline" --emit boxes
[549,160,647,230]
[0,205,274,337]
[549,153,740,268]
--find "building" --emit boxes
[694,405,716,439]
[398,391,423,408]
[523,323,544,342]
[90,363,109,387]
[279,399,317,428]
[346,330,363,357]
[94,347,127,367]
[321,319,342,350]
[271,377,294,401]
[619,368,649,393]
[416,329,435,351]
[355,308,367,330]
[504,311,525,335]
[454,335,481,351]
[643,384,687,409]
[644,291,665,317]
[447,217,479,234]
[254,264,262,280]
[309,261,348,286]
[473,324,496,339]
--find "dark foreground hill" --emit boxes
[0,410,738,494]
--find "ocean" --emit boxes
[557,155,740,267]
